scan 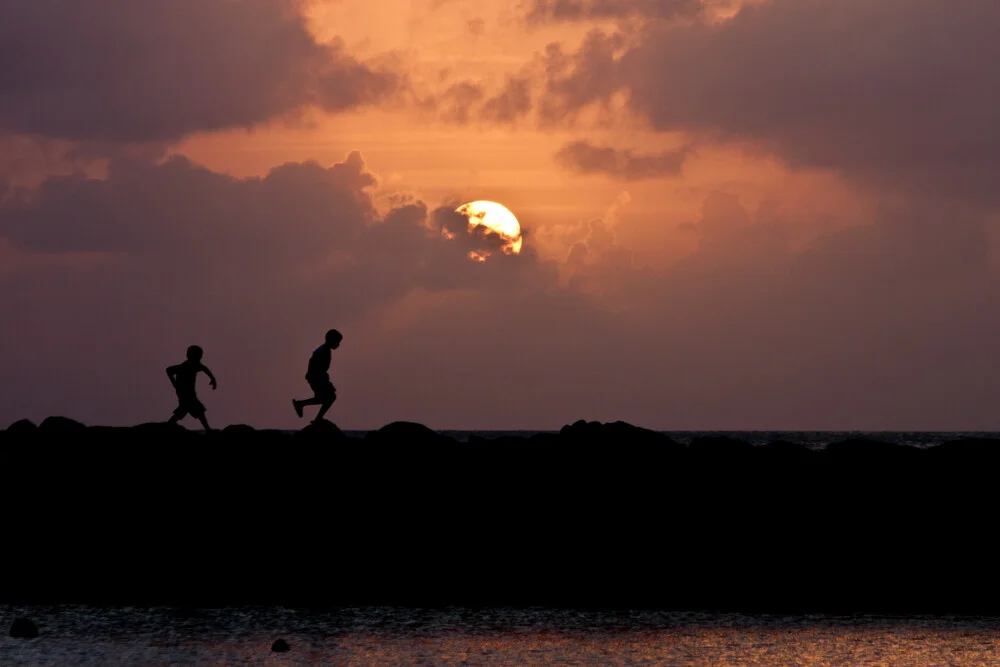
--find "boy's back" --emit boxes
[307,345,331,380]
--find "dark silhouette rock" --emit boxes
[560,419,671,442]
[222,424,257,438]
[295,419,347,442]
[10,617,38,639]
[365,421,452,445]
[271,638,290,652]
[133,421,188,434]
[756,440,819,465]
[824,438,922,466]
[3,419,1000,613]
[688,435,754,462]
[559,419,603,440]
[5,419,36,435]
[130,422,192,445]
[926,437,1000,466]
[38,416,87,434]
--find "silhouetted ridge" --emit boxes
[2,417,1000,613]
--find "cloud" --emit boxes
[538,30,626,126]
[617,0,1000,204]
[480,77,534,124]
[0,0,401,144]
[436,82,487,125]
[554,140,691,180]
[524,0,702,24]
[0,150,568,427]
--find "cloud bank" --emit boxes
[0,0,401,144]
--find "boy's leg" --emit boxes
[314,397,335,422]
[313,384,336,422]
[168,406,186,425]
[197,414,212,432]
[297,396,326,407]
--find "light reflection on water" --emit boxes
[3,607,1000,665]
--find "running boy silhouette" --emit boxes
[293,329,342,423]
[166,345,217,431]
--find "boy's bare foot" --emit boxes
[293,400,303,418]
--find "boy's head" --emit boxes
[186,345,204,362]
[325,329,343,349]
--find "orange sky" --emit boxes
[2,0,1000,430]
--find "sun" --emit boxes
[455,201,523,261]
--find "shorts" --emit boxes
[307,375,337,402]
[173,393,206,419]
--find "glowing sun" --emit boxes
[455,201,523,261]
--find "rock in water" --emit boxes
[10,617,39,639]
[271,638,291,652]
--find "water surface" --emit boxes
[4,606,1000,665]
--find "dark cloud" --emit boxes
[0,150,564,428]
[436,82,487,125]
[554,140,691,180]
[617,0,1000,204]
[467,18,486,35]
[0,0,401,144]
[480,77,534,124]
[524,0,702,24]
[538,30,626,125]
[2,152,1000,430]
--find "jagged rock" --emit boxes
[926,437,1000,466]
[296,419,347,442]
[559,419,602,440]
[130,422,190,445]
[756,440,819,465]
[559,420,683,451]
[364,421,453,445]
[10,618,39,639]
[38,416,87,434]
[688,436,755,464]
[271,638,290,652]
[5,419,37,435]
[825,438,922,466]
[222,424,257,437]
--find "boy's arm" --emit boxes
[166,365,179,387]
[201,365,218,390]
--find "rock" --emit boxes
[38,416,87,434]
[756,440,819,465]
[221,424,257,438]
[364,421,453,445]
[271,638,290,652]
[5,419,37,435]
[824,438,922,467]
[688,436,755,466]
[10,617,39,639]
[131,422,191,445]
[295,419,347,442]
[558,419,603,444]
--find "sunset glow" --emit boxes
[2,0,1000,432]
[456,201,524,257]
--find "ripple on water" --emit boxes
[3,607,1000,666]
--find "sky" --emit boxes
[2,0,1000,431]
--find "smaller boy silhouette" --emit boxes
[293,329,342,423]
[167,345,217,431]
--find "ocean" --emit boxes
[341,429,1000,449]
[4,606,1000,665]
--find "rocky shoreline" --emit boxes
[3,417,1000,613]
